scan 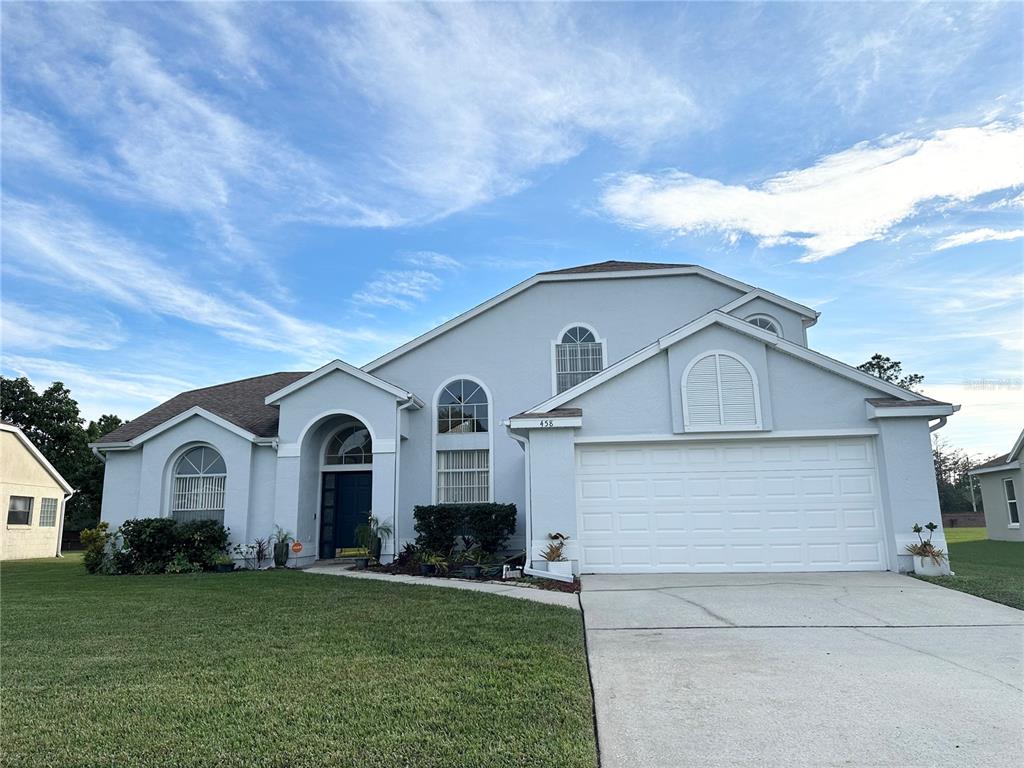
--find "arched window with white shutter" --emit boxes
[682,351,762,431]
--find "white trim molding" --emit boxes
[550,321,608,396]
[573,428,879,444]
[431,375,495,504]
[1,422,74,494]
[265,358,421,405]
[866,402,958,420]
[970,460,1022,476]
[681,349,763,432]
[91,406,259,451]
[507,415,584,430]
[719,288,820,326]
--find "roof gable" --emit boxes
[1,423,74,493]
[363,262,785,372]
[719,289,820,327]
[525,310,932,414]
[264,359,420,406]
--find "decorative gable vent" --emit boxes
[684,352,761,430]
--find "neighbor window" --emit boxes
[7,496,33,525]
[746,315,780,335]
[555,325,604,393]
[324,423,373,465]
[39,498,58,527]
[436,449,490,504]
[1004,478,1020,526]
[684,352,761,430]
[172,446,226,524]
[437,379,489,434]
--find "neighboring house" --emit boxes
[968,428,1023,542]
[92,260,958,574]
[1,422,73,560]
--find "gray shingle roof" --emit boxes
[95,371,309,445]
[972,452,1012,470]
[539,260,694,275]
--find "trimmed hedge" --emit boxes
[413,503,517,554]
[81,517,230,575]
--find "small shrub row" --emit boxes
[412,503,517,555]
[80,518,230,575]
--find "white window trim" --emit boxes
[744,313,781,335]
[1004,478,1020,528]
[7,495,34,527]
[435,448,492,504]
[550,322,608,396]
[681,349,763,432]
[431,375,494,504]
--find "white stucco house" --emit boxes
[968,428,1023,542]
[93,260,958,574]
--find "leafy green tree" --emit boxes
[856,353,925,392]
[932,437,983,514]
[0,376,124,531]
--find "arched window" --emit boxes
[555,324,605,393]
[324,422,373,465]
[172,446,226,523]
[683,352,761,430]
[437,378,488,434]
[746,314,780,335]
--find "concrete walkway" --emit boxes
[580,572,1024,768]
[306,563,580,610]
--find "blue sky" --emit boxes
[1,2,1022,457]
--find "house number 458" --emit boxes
[538,419,555,427]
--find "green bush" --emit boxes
[463,503,517,554]
[175,520,230,568]
[118,518,178,573]
[80,522,111,574]
[413,505,463,554]
[413,503,518,555]
[165,553,201,574]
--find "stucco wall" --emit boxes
[372,273,747,546]
[1,431,66,560]
[731,295,809,345]
[977,468,1024,542]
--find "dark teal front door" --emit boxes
[319,472,372,559]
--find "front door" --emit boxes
[319,471,372,559]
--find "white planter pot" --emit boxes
[914,556,946,577]
[547,560,573,578]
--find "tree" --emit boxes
[0,376,124,531]
[932,437,982,514]
[856,353,925,392]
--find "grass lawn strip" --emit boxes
[1,556,597,768]
[913,533,1024,611]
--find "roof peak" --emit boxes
[539,260,695,275]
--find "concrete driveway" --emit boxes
[580,572,1023,768]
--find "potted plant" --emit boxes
[272,527,293,568]
[212,552,235,573]
[906,522,948,576]
[540,532,573,577]
[460,547,487,579]
[355,514,394,564]
[419,552,447,577]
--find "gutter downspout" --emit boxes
[393,395,418,562]
[505,423,533,572]
[929,417,948,433]
[56,488,75,558]
[91,446,107,463]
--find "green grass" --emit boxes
[914,536,1024,610]
[0,556,597,768]
[942,526,988,544]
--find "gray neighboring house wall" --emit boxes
[93,260,958,574]
[969,428,1024,542]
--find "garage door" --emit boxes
[575,438,887,573]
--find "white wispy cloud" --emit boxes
[934,228,1024,251]
[401,252,462,271]
[0,302,123,352]
[601,120,1024,261]
[321,3,696,221]
[0,198,398,364]
[352,270,443,311]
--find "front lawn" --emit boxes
[0,556,597,768]
[914,538,1024,610]
[943,526,988,544]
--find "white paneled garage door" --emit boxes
[575,438,887,573]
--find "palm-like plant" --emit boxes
[354,515,394,561]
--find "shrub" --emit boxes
[118,518,179,573]
[80,523,112,574]
[165,553,201,574]
[175,520,230,568]
[413,505,464,554]
[463,503,517,554]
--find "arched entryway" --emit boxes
[318,417,373,559]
